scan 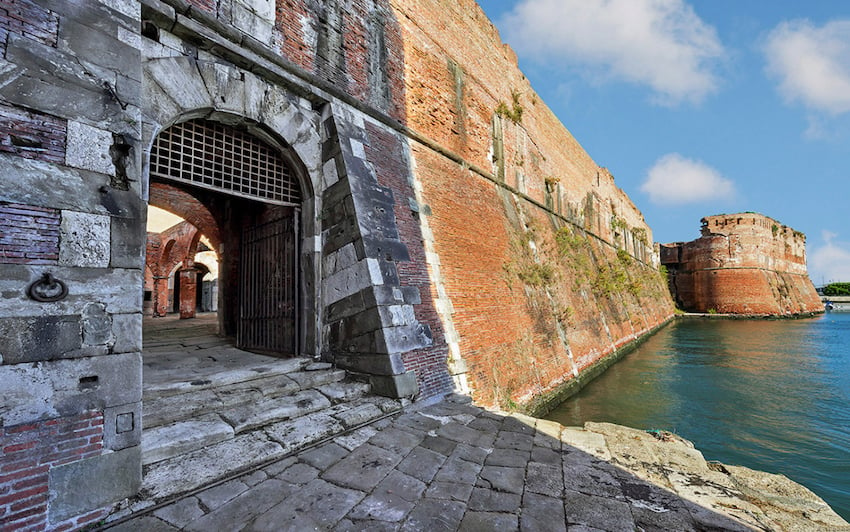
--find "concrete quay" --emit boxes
[104,395,848,532]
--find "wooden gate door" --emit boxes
[238,216,297,355]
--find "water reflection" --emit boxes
[546,313,850,519]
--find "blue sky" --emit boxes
[477,0,850,285]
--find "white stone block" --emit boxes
[367,257,383,285]
[117,25,141,49]
[323,260,373,306]
[60,211,111,267]
[350,139,366,159]
[323,158,339,189]
[239,0,275,21]
[231,2,273,44]
[65,121,116,176]
[383,305,416,326]
[98,0,139,20]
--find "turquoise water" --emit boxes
[545,313,850,520]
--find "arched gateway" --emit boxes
[149,118,302,355]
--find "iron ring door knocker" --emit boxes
[28,272,68,302]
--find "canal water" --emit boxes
[546,313,850,520]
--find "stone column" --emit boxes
[178,268,198,319]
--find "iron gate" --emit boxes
[238,216,298,355]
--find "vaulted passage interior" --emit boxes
[146,118,304,356]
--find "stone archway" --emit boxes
[142,56,323,355]
[142,52,434,396]
[148,117,303,354]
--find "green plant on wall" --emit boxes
[592,263,629,297]
[512,262,556,287]
[485,333,541,411]
[495,89,524,124]
[610,214,628,232]
[554,226,592,288]
[555,303,574,328]
[503,225,556,289]
[554,227,587,254]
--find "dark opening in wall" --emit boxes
[141,20,159,42]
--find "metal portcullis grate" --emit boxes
[150,119,300,205]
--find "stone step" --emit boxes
[142,370,349,429]
[144,357,309,399]
[316,381,371,403]
[141,432,284,501]
[139,395,403,503]
[219,389,332,434]
[142,414,235,466]
[142,379,374,468]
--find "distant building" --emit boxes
[660,213,823,315]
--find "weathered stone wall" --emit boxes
[139,0,440,400]
[0,0,144,529]
[661,213,823,315]
[387,0,674,412]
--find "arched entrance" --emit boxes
[148,117,304,356]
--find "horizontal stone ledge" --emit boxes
[1,351,142,427]
[331,352,406,377]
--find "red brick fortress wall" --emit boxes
[0,412,106,531]
[389,0,675,411]
[661,213,823,315]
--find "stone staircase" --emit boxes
[139,319,402,504]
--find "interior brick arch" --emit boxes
[149,182,221,251]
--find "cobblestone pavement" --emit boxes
[105,395,849,531]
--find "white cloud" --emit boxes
[808,231,850,284]
[641,153,735,204]
[764,19,850,115]
[500,0,725,105]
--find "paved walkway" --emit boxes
[104,395,848,531]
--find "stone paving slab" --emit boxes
[144,361,306,397]
[107,395,850,532]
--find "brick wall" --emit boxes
[0,0,59,57]
[142,0,672,406]
[662,213,823,315]
[364,122,453,398]
[0,203,60,265]
[383,0,674,409]
[0,104,66,165]
[0,411,105,532]
[145,221,202,317]
[149,183,221,251]
[270,0,404,119]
